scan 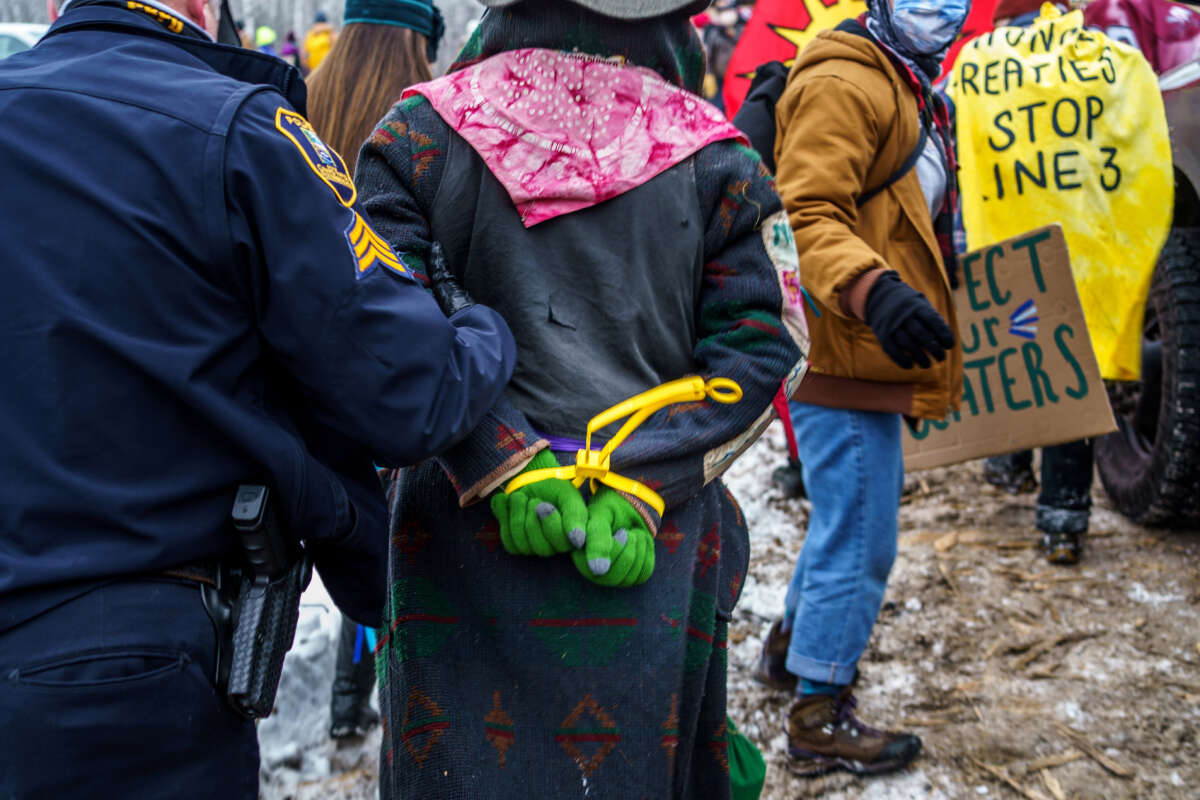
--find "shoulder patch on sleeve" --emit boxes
[345,210,407,279]
[274,107,357,208]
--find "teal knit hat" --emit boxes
[343,0,445,58]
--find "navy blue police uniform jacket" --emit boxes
[0,2,516,630]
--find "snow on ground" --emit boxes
[258,575,380,800]
[261,422,1200,799]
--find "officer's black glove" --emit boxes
[427,241,474,316]
[863,271,955,370]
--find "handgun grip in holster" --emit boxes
[225,485,312,719]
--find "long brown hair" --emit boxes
[307,23,433,175]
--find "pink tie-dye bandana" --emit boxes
[403,48,748,227]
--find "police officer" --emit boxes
[0,0,516,795]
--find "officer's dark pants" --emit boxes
[986,438,1096,534]
[0,578,258,798]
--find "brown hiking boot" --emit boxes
[785,688,921,776]
[753,619,798,693]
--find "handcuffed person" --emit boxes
[0,0,514,795]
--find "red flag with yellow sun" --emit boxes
[721,0,999,117]
[722,0,868,117]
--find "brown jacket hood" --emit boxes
[794,27,889,72]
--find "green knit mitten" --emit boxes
[572,486,656,588]
[490,450,586,557]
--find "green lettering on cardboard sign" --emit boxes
[1021,340,1059,407]
[961,251,989,311]
[984,246,1011,307]
[998,347,1031,410]
[964,356,997,413]
[1009,229,1051,293]
[962,321,982,354]
[983,316,1002,348]
[1055,323,1088,399]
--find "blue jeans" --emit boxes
[782,402,904,685]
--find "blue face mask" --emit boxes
[890,0,970,56]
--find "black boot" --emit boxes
[982,453,1037,494]
[772,458,807,499]
[1037,439,1093,565]
[330,616,378,739]
[753,619,798,692]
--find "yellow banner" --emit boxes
[948,6,1172,380]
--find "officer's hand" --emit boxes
[427,241,475,316]
[571,487,655,588]
[863,271,955,369]
[490,450,585,557]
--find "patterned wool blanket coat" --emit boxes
[356,5,808,797]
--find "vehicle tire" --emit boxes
[1096,227,1200,527]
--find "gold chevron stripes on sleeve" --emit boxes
[347,212,405,276]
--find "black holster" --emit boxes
[202,485,311,719]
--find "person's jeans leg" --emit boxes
[781,402,903,685]
[0,579,259,798]
[1037,438,1095,534]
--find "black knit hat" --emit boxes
[477,0,710,20]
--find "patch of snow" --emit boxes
[857,769,947,799]
[1126,582,1183,607]
[738,574,785,621]
[1055,700,1089,725]
[257,574,343,780]
[1099,653,1151,679]
[865,662,918,699]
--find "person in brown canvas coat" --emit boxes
[755,0,969,777]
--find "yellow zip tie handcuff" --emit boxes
[503,376,743,516]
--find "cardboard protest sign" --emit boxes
[903,225,1116,471]
[947,6,1173,381]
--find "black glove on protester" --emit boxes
[864,271,955,369]
[427,241,474,316]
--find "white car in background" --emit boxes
[0,23,47,60]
